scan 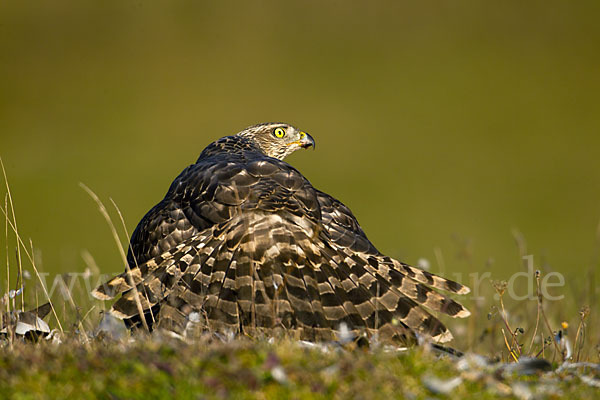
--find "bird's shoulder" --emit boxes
[157,135,321,226]
[172,138,313,199]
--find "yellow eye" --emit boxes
[273,127,286,138]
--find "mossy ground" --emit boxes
[1,334,599,399]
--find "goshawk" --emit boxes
[93,123,469,343]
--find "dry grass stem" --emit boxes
[109,197,156,326]
[0,195,64,333]
[527,270,542,356]
[79,183,150,332]
[574,306,590,363]
[0,158,24,312]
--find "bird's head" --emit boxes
[236,122,315,160]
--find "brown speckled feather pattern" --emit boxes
[93,129,470,343]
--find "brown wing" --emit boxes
[314,190,470,342]
[94,137,469,343]
[93,145,324,332]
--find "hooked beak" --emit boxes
[299,131,315,150]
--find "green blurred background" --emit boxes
[1,1,599,312]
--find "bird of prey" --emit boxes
[93,123,470,343]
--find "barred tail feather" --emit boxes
[395,260,470,295]
[319,244,467,343]
[92,213,469,344]
[91,265,145,301]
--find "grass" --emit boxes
[2,336,600,399]
[1,161,600,399]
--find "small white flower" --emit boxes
[271,366,288,384]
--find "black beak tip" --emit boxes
[301,132,316,150]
